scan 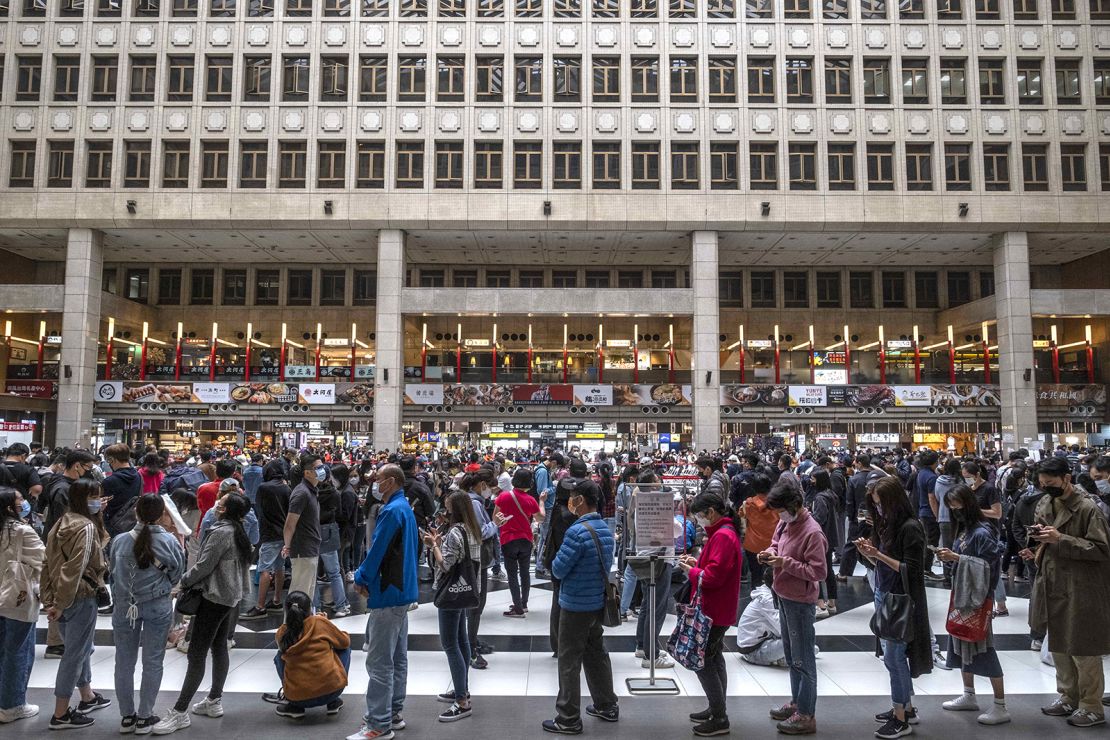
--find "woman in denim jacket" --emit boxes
[110,495,185,734]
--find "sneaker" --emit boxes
[541,718,583,735]
[151,709,190,735]
[693,716,731,736]
[1042,698,1077,717]
[815,606,830,620]
[190,698,223,718]
[942,693,979,711]
[933,650,953,670]
[634,648,647,659]
[503,605,526,618]
[438,703,472,723]
[776,712,817,735]
[345,726,394,740]
[690,708,713,723]
[978,703,1011,725]
[875,708,919,725]
[437,691,470,704]
[327,699,344,715]
[769,703,797,721]
[77,693,111,713]
[50,708,94,730]
[175,640,189,654]
[333,605,352,618]
[471,655,488,670]
[923,572,944,582]
[490,570,508,582]
[242,606,269,620]
[45,645,65,659]
[641,652,675,670]
[134,716,160,735]
[476,642,494,655]
[266,601,284,612]
[275,704,305,719]
[121,715,138,733]
[874,718,912,739]
[261,690,285,704]
[1067,710,1106,728]
[226,639,235,650]
[345,572,355,583]
[0,704,39,723]
[391,713,405,730]
[992,607,1009,617]
[1031,639,1043,651]
[585,704,619,722]
[1103,696,1110,708]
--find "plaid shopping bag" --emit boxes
[666,575,714,672]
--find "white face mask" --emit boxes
[963,476,977,487]
[87,499,102,514]
[1096,479,1110,496]
[371,482,383,501]
[777,510,797,523]
[694,514,711,528]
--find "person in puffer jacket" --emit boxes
[543,480,618,734]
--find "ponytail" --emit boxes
[220,493,253,563]
[279,591,312,653]
[133,494,166,569]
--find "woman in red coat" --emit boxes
[678,492,742,737]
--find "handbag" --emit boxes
[82,575,111,609]
[945,591,994,643]
[433,527,481,610]
[667,574,714,671]
[869,563,915,643]
[582,522,622,628]
[0,523,40,622]
[175,587,204,616]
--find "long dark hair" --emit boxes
[68,478,107,541]
[0,487,20,549]
[945,483,986,539]
[279,591,312,653]
[868,476,916,549]
[445,490,482,542]
[133,494,165,569]
[461,467,496,492]
[688,491,741,537]
[141,452,162,477]
[813,470,831,492]
[219,493,253,563]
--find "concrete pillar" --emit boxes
[992,231,1039,451]
[691,231,721,452]
[374,229,404,451]
[57,228,104,448]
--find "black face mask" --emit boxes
[1043,485,1066,499]
[950,508,965,523]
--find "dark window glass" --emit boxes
[256,269,280,305]
[223,269,247,305]
[914,271,939,308]
[815,272,840,308]
[288,269,313,305]
[191,268,214,305]
[881,271,906,308]
[947,271,971,306]
[321,269,346,305]
[783,271,808,308]
[354,270,377,304]
[849,271,873,308]
[750,271,775,307]
[157,269,182,305]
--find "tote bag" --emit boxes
[666,575,714,672]
[945,591,993,643]
[869,563,915,643]
[0,524,39,622]
[433,527,480,610]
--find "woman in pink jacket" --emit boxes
[678,492,742,737]
[761,481,828,736]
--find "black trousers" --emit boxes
[549,579,561,654]
[695,625,730,719]
[839,515,860,578]
[175,597,234,712]
[556,608,617,725]
[922,518,940,572]
[502,538,533,610]
[744,550,766,590]
[466,563,489,648]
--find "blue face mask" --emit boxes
[314,466,327,481]
[87,499,102,514]
[19,500,30,518]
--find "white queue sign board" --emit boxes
[634,491,676,555]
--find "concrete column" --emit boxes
[691,231,721,452]
[374,229,404,451]
[57,228,104,449]
[992,231,1039,451]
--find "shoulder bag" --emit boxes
[582,522,621,628]
[0,524,39,622]
[869,562,915,643]
[433,526,480,610]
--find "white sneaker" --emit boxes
[933,650,953,670]
[1031,639,1043,651]
[641,652,675,669]
[190,698,223,718]
[634,648,647,659]
[978,703,1011,725]
[0,703,39,723]
[152,709,191,735]
[333,605,352,618]
[815,606,830,620]
[943,693,980,712]
[176,639,189,654]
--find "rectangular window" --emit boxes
[256,269,279,305]
[515,0,541,14]
[975,0,1000,17]
[651,270,677,288]
[849,272,873,308]
[983,144,1010,191]
[1013,0,1037,17]
[552,270,577,288]
[1055,59,1080,105]
[671,142,699,189]
[823,0,848,16]
[22,0,45,16]
[126,55,155,102]
[204,55,233,102]
[486,270,511,288]
[553,141,582,188]
[863,57,890,103]
[320,270,346,305]
[1016,58,1043,105]
[476,56,504,101]
[1060,143,1087,191]
[519,270,544,288]
[324,0,351,14]
[750,271,775,308]
[867,142,894,191]
[317,141,345,188]
[8,141,36,188]
[788,143,816,190]
[618,270,644,288]
[669,0,694,15]
[201,140,229,188]
[222,270,247,306]
[901,58,928,104]
[419,270,445,288]
[244,0,266,14]
[476,0,502,14]
[585,270,610,288]
[85,141,113,188]
[940,58,967,104]
[553,0,578,12]
[354,270,377,304]
[1022,143,1048,191]
[358,56,387,101]
[96,0,123,15]
[1093,59,1110,105]
[631,142,661,189]
[630,0,656,15]
[708,57,737,102]
[288,269,313,306]
[157,269,182,306]
[900,0,923,15]
[708,0,735,15]
[710,142,739,190]
[286,0,311,14]
[747,57,775,103]
[439,0,464,13]
[719,272,742,306]
[750,142,777,189]
[399,0,426,13]
[452,270,478,288]
[398,56,427,102]
[91,56,118,102]
[239,140,268,188]
[53,55,80,102]
[979,271,995,298]
[190,269,214,305]
[631,57,659,102]
[396,141,424,188]
[915,272,939,308]
[785,57,814,103]
[48,141,75,187]
[592,0,617,15]
[436,55,465,101]
[947,271,971,307]
[860,0,885,15]
[882,272,906,308]
[357,141,386,188]
[816,272,841,308]
[746,0,773,15]
[827,143,855,190]
[824,58,851,103]
[1101,144,1110,192]
[320,56,349,101]
[944,143,972,191]
[937,0,962,17]
[783,272,808,308]
[905,143,933,191]
[474,141,503,188]
[669,57,697,102]
[514,56,543,101]
[123,140,151,188]
[1094,0,1110,17]
[554,56,582,101]
[434,140,464,188]
[591,56,619,103]
[592,142,620,189]
[242,56,271,102]
[978,59,1005,104]
[167,55,195,102]
[784,0,809,15]
[162,141,190,188]
[513,141,542,188]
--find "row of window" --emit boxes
[4,53,1105,107]
[410,266,687,287]
[10,137,1108,191]
[717,268,994,308]
[4,0,1107,20]
[110,265,378,305]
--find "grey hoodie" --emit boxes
[180,519,249,607]
[934,474,959,524]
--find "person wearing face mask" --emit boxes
[761,481,828,736]
[283,455,324,604]
[740,473,776,592]
[1018,456,1110,728]
[960,462,1006,617]
[1091,456,1110,503]
[678,491,742,737]
[0,486,46,725]
[42,478,112,729]
[39,449,99,543]
[462,468,500,668]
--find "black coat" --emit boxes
[404,474,436,531]
[879,517,934,679]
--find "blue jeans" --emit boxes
[779,597,818,717]
[275,648,351,708]
[0,616,36,710]
[55,596,98,700]
[315,551,349,611]
[364,605,409,731]
[113,596,174,718]
[438,608,471,699]
[635,562,672,653]
[619,563,637,614]
[874,591,914,708]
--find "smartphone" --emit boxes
[927,545,939,553]
[1025,524,1043,535]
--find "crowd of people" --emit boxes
[0,438,1108,738]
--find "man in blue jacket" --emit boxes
[544,479,618,735]
[348,464,418,740]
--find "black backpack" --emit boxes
[106,496,139,537]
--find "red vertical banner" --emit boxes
[913,341,921,384]
[36,336,44,380]
[139,340,148,381]
[1051,344,1060,383]
[982,341,991,384]
[669,348,676,384]
[598,345,604,383]
[738,348,745,383]
[245,341,251,382]
[421,345,427,383]
[773,343,780,384]
[350,343,357,382]
[456,342,462,382]
[209,343,217,381]
[1087,344,1095,384]
[527,346,533,383]
[948,341,956,384]
[491,345,497,383]
[174,337,182,381]
[809,347,815,384]
[843,344,851,385]
[279,340,286,382]
[879,347,887,384]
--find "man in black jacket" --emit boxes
[544,474,582,657]
[102,443,142,536]
[400,455,436,583]
[837,453,871,580]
